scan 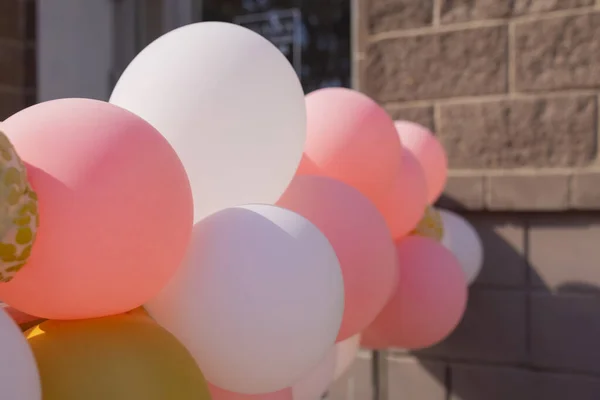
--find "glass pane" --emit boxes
[198,0,351,93]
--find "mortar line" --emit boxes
[596,95,600,161]
[432,0,442,26]
[433,102,442,133]
[524,217,533,364]
[483,174,492,210]
[507,19,517,94]
[383,90,599,109]
[445,365,452,400]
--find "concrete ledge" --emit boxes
[437,169,600,211]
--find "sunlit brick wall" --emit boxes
[331,1,600,399]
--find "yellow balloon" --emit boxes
[0,129,39,283]
[25,314,212,400]
[411,206,444,241]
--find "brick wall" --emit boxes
[329,213,600,400]
[0,0,36,121]
[333,0,600,399]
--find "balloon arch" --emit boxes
[0,22,483,400]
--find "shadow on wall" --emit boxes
[380,195,600,400]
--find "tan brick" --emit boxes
[487,174,570,211]
[438,96,597,169]
[451,364,534,400]
[365,26,508,102]
[571,171,600,209]
[368,0,433,34]
[469,215,528,286]
[384,105,434,131]
[387,357,446,400]
[437,175,485,210]
[328,355,373,400]
[529,214,600,291]
[531,293,600,374]
[441,0,594,23]
[415,289,528,363]
[515,12,600,92]
[451,364,600,400]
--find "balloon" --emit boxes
[25,315,211,400]
[291,334,361,400]
[110,22,306,222]
[0,307,41,400]
[0,128,38,282]
[209,385,293,400]
[277,176,397,341]
[333,334,361,381]
[439,209,484,285]
[3,305,39,326]
[297,88,402,204]
[145,204,344,394]
[411,206,444,241]
[292,348,336,400]
[362,237,467,350]
[376,149,428,239]
[395,121,447,203]
[0,98,193,320]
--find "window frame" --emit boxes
[36,0,357,103]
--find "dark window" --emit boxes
[199,0,351,93]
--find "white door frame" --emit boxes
[36,0,116,101]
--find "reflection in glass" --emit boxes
[200,0,351,93]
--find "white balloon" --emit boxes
[145,205,344,394]
[110,22,306,222]
[292,334,361,400]
[439,210,484,285]
[0,308,41,400]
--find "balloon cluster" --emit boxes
[0,22,484,400]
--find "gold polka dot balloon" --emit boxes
[0,129,38,283]
[411,206,444,241]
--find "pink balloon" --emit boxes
[297,88,402,205]
[297,154,320,176]
[376,149,428,240]
[362,237,467,350]
[209,385,292,400]
[395,121,448,203]
[0,99,193,320]
[277,176,398,342]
